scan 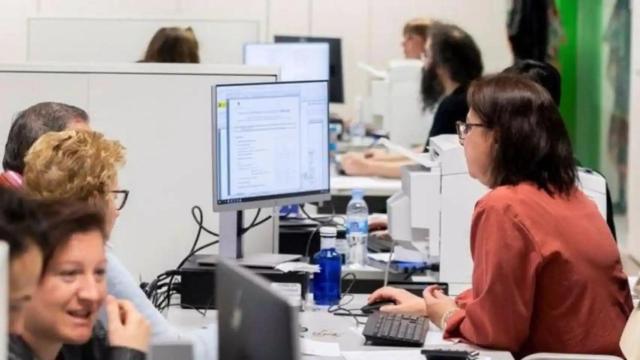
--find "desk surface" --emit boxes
[330,175,401,196]
[166,294,513,360]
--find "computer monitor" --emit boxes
[244,43,329,82]
[0,242,8,359]
[274,35,344,104]
[217,257,300,360]
[213,80,331,257]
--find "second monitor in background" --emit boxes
[275,35,344,104]
[244,43,329,83]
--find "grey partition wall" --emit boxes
[0,63,278,279]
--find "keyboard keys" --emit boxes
[362,312,430,347]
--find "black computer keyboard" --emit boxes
[362,312,429,346]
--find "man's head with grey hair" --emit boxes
[3,102,90,174]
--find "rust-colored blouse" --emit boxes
[444,183,633,358]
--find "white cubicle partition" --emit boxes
[0,63,278,279]
[27,18,260,64]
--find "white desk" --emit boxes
[165,294,513,360]
[330,176,401,197]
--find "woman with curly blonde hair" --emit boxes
[23,130,126,233]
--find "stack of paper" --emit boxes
[276,262,320,273]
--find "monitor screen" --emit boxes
[217,257,299,359]
[244,43,329,82]
[274,35,344,104]
[213,81,330,211]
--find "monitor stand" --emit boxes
[196,210,302,267]
[219,210,243,258]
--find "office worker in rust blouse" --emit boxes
[368,74,633,358]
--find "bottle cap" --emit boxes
[351,188,364,198]
[320,226,337,237]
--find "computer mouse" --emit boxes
[361,300,396,314]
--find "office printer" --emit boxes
[386,135,608,294]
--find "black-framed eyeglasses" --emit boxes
[456,121,488,142]
[110,190,129,211]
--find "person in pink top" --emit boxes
[368,74,633,358]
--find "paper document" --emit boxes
[425,327,455,346]
[300,338,341,357]
[276,262,320,273]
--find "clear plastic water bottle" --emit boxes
[312,227,342,305]
[346,189,368,266]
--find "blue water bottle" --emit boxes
[313,226,342,305]
[346,189,369,266]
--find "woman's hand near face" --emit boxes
[106,296,150,353]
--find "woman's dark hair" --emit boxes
[429,23,483,87]
[502,60,561,105]
[140,27,200,63]
[467,74,576,196]
[38,199,107,269]
[507,0,549,61]
[0,187,48,260]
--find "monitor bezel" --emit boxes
[242,42,331,82]
[212,80,331,212]
[274,35,344,104]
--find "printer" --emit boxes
[386,135,608,294]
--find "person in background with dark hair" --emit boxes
[140,27,200,63]
[1,102,90,189]
[9,200,150,360]
[421,23,483,146]
[0,187,47,336]
[367,74,632,357]
[340,23,483,177]
[402,18,433,59]
[502,59,561,104]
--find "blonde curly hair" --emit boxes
[23,130,125,202]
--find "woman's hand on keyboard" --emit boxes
[368,287,427,316]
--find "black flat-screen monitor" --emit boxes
[275,35,344,104]
[217,258,300,360]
